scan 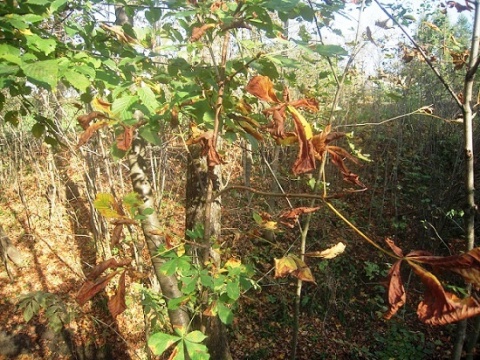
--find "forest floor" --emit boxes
[0,145,462,360]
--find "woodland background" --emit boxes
[1,0,480,359]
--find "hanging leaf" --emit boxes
[77,120,109,147]
[279,206,320,228]
[87,258,132,280]
[77,271,119,306]
[185,126,224,166]
[92,97,113,116]
[246,75,280,103]
[76,111,108,130]
[274,255,316,283]
[190,23,216,42]
[108,270,127,318]
[116,125,134,151]
[409,262,480,325]
[383,260,406,320]
[289,105,315,175]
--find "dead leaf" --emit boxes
[305,242,346,259]
[116,125,134,151]
[108,271,127,318]
[274,255,316,283]
[280,207,320,228]
[246,76,280,103]
[87,258,132,281]
[92,98,113,116]
[409,261,480,325]
[289,106,315,175]
[111,224,124,247]
[384,260,407,320]
[77,271,119,306]
[186,129,224,166]
[77,121,109,147]
[407,247,480,289]
[190,23,216,42]
[100,23,137,44]
[450,49,469,70]
[77,111,107,130]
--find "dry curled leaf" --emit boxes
[77,111,107,130]
[116,125,134,151]
[77,271,119,306]
[77,121,109,147]
[246,76,280,103]
[280,207,320,228]
[274,255,316,283]
[108,270,127,318]
[190,23,216,42]
[186,127,224,166]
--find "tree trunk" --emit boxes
[128,137,190,330]
[186,144,232,360]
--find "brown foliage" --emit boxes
[383,239,480,325]
[108,271,127,318]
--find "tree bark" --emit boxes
[186,144,232,360]
[128,137,190,330]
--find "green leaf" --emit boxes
[112,95,138,120]
[172,342,186,360]
[94,193,120,219]
[184,330,207,343]
[226,281,240,301]
[145,8,163,23]
[265,0,300,12]
[64,69,90,92]
[148,332,181,356]
[184,341,210,360]
[253,212,263,225]
[313,44,348,57]
[217,302,234,325]
[31,123,45,138]
[25,34,57,55]
[139,126,162,145]
[22,60,59,89]
[5,111,20,126]
[167,296,189,310]
[0,44,21,65]
[137,85,159,113]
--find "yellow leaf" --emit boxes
[287,105,312,140]
[92,97,113,116]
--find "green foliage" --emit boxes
[373,322,436,360]
[148,328,210,360]
[17,291,73,333]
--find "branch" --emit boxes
[212,184,366,201]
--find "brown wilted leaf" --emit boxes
[263,106,287,139]
[111,224,124,247]
[383,260,406,319]
[246,76,280,103]
[77,271,119,306]
[190,23,216,42]
[87,258,132,281]
[186,129,224,167]
[274,255,316,283]
[447,1,473,12]
[311,126,365,187]
[409,261,480,325]
[108,271,127,318]
[280,207,320,228]
[290,106,315,175]
[77,121,109,147]
[450,49,469,70]
[407,247,480,289]
[77,111,107,130]
[385,237,404,257]
[116,125,134,151]
[305,242,346,259]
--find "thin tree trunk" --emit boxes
[186,144,232,360]
[453,1,480,358]
[128,137,190,329]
